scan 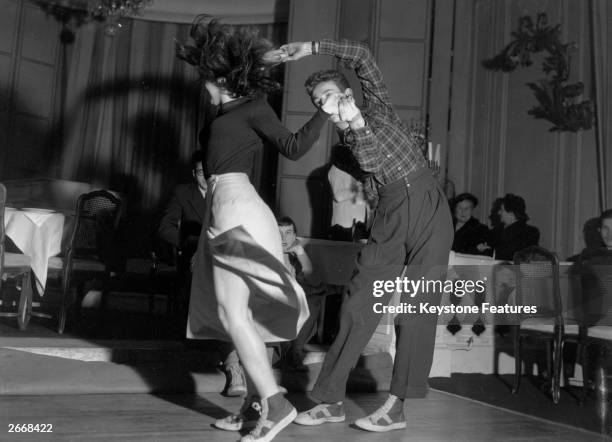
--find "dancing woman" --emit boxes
[176,17,327,442]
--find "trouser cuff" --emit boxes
[391,384,429,399]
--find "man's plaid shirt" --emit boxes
[318,39,426,195]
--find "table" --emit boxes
[4,208,65,295]
[447,252,580,324]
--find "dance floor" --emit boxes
[0,391,604,441]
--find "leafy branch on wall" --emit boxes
[482,13,593,132]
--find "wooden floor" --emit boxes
[0,391,606,442]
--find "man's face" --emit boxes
[600,218,612,249]
[455,200,474,223]
[311,80,344,123]
[279,225,297,253]
[192,161,207,191]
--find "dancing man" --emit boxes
[269,39,453,432]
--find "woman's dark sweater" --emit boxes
[202,96,327,180]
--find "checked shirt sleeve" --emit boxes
[318,39,392,112]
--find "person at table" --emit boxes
[576,209,612,325]
[451,192,488,255]
[600,209,612,251]
[578,209,612,258]
[158,150,208,269]
[177,16,327,442]
[478,193,540,260]
[271,39,453,433]
[278,216,325,370]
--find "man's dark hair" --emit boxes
[501,193,528,222]
[190,150,205,171]
[452,193,479,211]
[600,209,612,225]
[304,69,350,97]
[277,216,297,234]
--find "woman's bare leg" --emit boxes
[215,267,279,399]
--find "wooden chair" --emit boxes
[512,246,564,403]
[48,190,122,334]
[577,249,612,403]
[0,183,34,330]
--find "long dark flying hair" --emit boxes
[176,15,279,97]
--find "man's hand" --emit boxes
[286,242,306,256]
[339,95,365,129]
[320,92,342,115]
[279,42,312,61]
[476,243,491,252]
[338,95,360,122]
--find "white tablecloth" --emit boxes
[4,208,65,295]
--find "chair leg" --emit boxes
[512,326,521,394]
[552,324,563,404]
[17,271,33,331]
[58,274,71,334]
[148,269,156,316]
[580,330,589,405]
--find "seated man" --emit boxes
[576,209,612,326]
[278,217,326,370]
[158,150,208,271]
[158,151,246,397]
[451,192,489,255]
[599,209,612,251]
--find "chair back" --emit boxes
[579,249,612,326]
[65,190,122,260]
[0,183,6,276]
[513,245,561,321]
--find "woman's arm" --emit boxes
[251,99,327,160]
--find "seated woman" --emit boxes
[451,192,489,255]
[483,193,540,260]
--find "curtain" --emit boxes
[591,0,612,211]
[58,19,286,216]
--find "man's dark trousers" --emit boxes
[311,167,453,402]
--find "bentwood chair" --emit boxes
[577,249,612,404]
[0,183,34,330]
[512,246,564,403]
[48,190,122,334]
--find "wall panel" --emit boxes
[378,41,425,107]
[0,0,19,54]
[21,3,59,64]
[15,60,55,117]
[380,0,428,39]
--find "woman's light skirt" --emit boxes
[186,173,309,342]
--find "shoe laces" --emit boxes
[370,396,397,421]
[248,401,268,436]
[239,395,260,415]
[309,403,333,417]
[227,364,243,384]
